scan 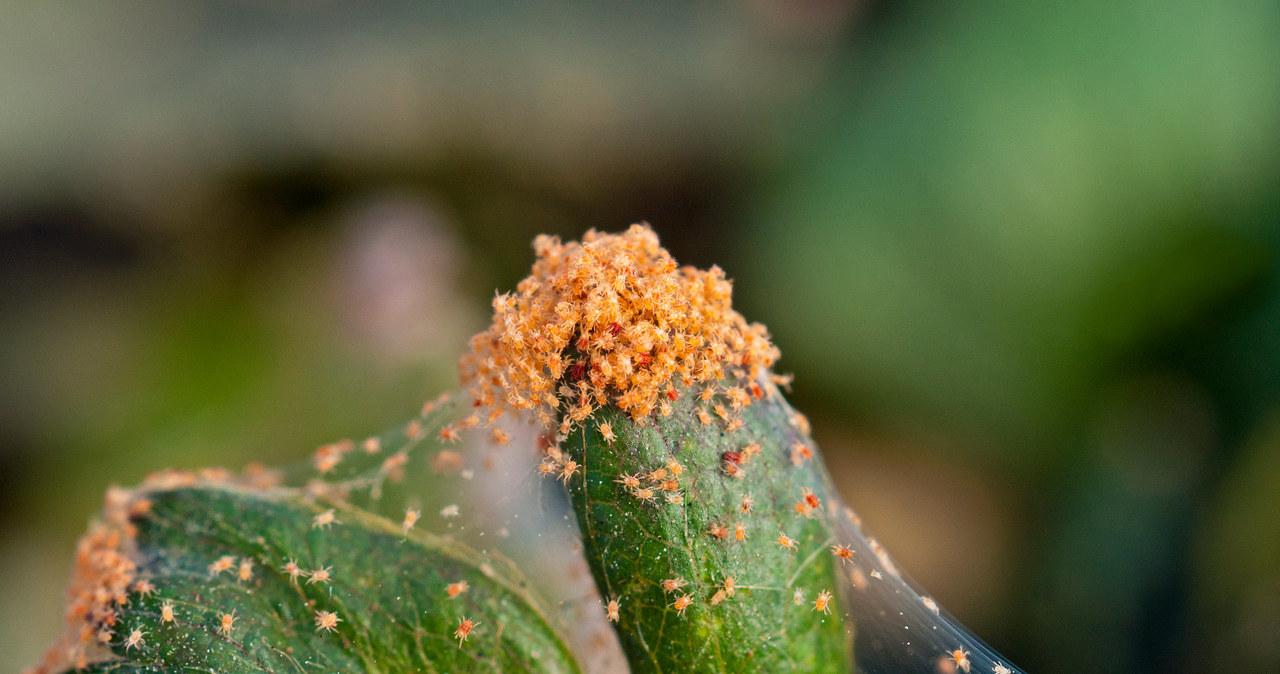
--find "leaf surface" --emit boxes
[71,485,579,674]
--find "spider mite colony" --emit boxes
[30,225,1021,673]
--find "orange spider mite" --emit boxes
[454,617,477,646]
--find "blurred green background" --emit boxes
[3,2,1279,672]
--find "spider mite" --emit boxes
[558,460,579,483]
[312,509,338,529]
[402,508,420,535]
[661,578,687,593]
[772,372,795,391]
[208,555,235,577]
[777,534,798,551]
[307,566,332,585]
[314,610,341,633]
[454,617,477,646]
[802,488,821,509]
[604,597,621,623]
[733,522,748,541]
[160,601,175,623]
[948,649,972,673]
[789,411,811,435]
[446,581,469,598]
[123,628,145,651]
[812,590,832,614]
[790,443,813,466]
[830,544,854,564]
[672,594,693,616]
[284,559,304,583]
[599,422,616,443]
[217,611,237,636]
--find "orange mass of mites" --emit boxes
[459,225,779,434]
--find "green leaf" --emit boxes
[560,381,853,673]
[72,485,579,673]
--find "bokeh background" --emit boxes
[3,2,1279,672]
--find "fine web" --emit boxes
[817,467,1024,674]
[269,388,1023,674]
[270,391,627,673]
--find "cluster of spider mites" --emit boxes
[456,223,780,449]
[33,225,988,674]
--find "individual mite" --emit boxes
[314,610,342,633]
[454,617,477,646]
[812,590,832,614]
